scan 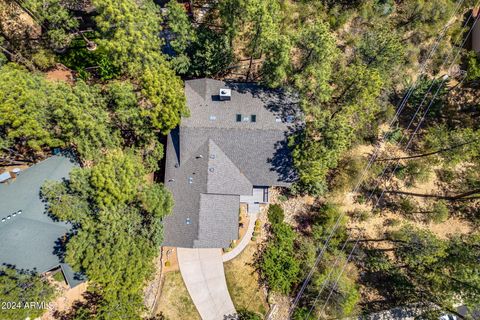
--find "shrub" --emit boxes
[237,309,262,320]
[53,271,65,283]
[260,223,300,294]
[353,209,371,222]
[427,200,449,223]
[277,194,288,202]
[32,49,56,70]
[398,197,417,215]
[267,204,285,225]
[467,52,480,81]
[404,161,431,187]
[331,156,367,194]
[437,168,455,183]
[384,218,401,227]
[164,261,171,267]
[251,236,257,241]
[386,128,403,143]
[253,231,259,237]
[255,220,261,227]
[355,194,366,204]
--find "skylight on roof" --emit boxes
[251,115,256,122]
[236,114,242,122]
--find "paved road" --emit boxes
[222,213,257,262]
[177,248,236,320]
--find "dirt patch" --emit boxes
[238,204,250,240]
[269,187,315,227]
[41,281,87,320]
[267,293,291,320]
[45,65,74,83]
[162,247,179,273]
[154,271,200,320]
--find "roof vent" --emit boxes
[209,167,215,173]
[209,154,216,159]
[219,88,231,101]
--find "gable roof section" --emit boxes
[193,194,240,248]
[206,139,252,195]
[163,137,250,248]
[0,155,84,287]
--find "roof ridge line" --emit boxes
[181,125,289,132]
[206,139,253,187]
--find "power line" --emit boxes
[287,1,469,316]
[304,232,356,319]
[308,12,480,319]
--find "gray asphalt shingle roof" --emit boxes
[163,78,299,248]
[0,155,84,287]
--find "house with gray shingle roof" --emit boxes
[0,155,84,287]
[163,78,299,249]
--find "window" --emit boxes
[236,114,242,122]
[251,115,257,122]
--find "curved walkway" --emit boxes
[222,213,257,262]
[177,248,236,320]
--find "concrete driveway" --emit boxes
[177,248,236,320]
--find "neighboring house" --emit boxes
[162,78,299,249]
[0,155,84,288]
[473,8,480,54]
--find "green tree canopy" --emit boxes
[93,0,188,133]
[0,267,55,320]
[164,1,196,74]
[23,0,79,49]
[41,150,173,319]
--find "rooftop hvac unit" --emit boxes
[219,88,231,101]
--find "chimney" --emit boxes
[219,88,231,101]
